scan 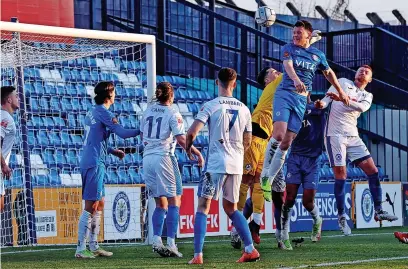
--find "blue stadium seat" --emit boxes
[128,167,142,184]
[50,96,61,111]
[55,150,67,168]
[122,99,134,112]
[24,68,34,80]
[44,83,57,95]
[71,98,82,112]
[106,169,119,184]
[67,114,77,128]
[116,136,126,147]
[90,70,100,82]
[133,153,143,165]
[49,168,61,186]
[32,82,45,96]
[80,70,91,82]
[81,98,93,111]
[78,114,86,126]
[38,131,50,146]
[182,165,191,183]
[61,69,71,81]
[187,90,199,101]
[76,84,87,96]
[42,151,56,165]
[70,69,81,81]
[60,132,71,147]
[31,116,42,128]
[43,117,55,129]
[28,131,36,147]
[178,89,188,101]
[24,82,34,95]
[48,132,61,146]
[10,169,23,187]
[66,149,79,166]
[187,103,198,113]
[38,97,50,112]
[29,98,39,113]
[122,154,133,165]
[53,117,66,128]
[70,134,83,147]
[85,57,97,68]
[116,86,126,97]
[191,165,201,182]
[65,84,77,96]
[117,169,129,184]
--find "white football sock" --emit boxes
[309,205,320,222]
[76,210,91,252]
[267,147,287,184]
[281,205,292,241]
[260,138,280,178]
[253,213,262,226]
[167,237,176,247]
[89,211,102,251]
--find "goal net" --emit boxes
[0,21,156,246]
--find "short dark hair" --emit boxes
[294,20,313,32]
[1,86,16,105]
[94,81,115,105]
[257,67,271,86]
[217,67,237,87]
[155,82,174,103]
[360,65,373,73]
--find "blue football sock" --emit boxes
[230,210,253,247]
[368,172,382,211]
[334,179,346,216]
[243,198,253,220]
[152,207,166,237]
[166,205,179,239]
[193,212,207,254]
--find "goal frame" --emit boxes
[0,20,156,245]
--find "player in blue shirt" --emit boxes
[280,92,326,250]
[262,20,349,196]
[75,81,139,259]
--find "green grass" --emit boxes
[2,227,408,269]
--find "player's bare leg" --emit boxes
[357,157,397,222]
[303,189,322,242]
[333,167,351,236]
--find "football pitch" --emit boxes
[2,227,408,269]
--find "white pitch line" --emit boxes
[279,256,408,269]
[0,232,396,255]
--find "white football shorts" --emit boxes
[325,136,370,167]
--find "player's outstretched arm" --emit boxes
[100,110,139,138]
[283,60,306,93]
[326,92,372,113]
[322,69,349,105]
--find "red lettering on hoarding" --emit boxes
[179,188,195,234]
[206,199,219,232]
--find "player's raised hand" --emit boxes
[314,99,325,109]
[294,79,307,93]
[337,90,350,106]
[112,149,125,160]
[1,163,12,179]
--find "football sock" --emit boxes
[268,147,287,184]
[309,205,320,222]
[166,205,179,246]
[243,197,253,219]
[368,172,382,211]
[262,138,278,171]
[334,179,346,216]
[77,210,91,252]
[152,207,166,237]
[193,212,207,255]
[238,183,249,211]
[281,205,292,240]
[230,210,253,252]
[89,211,102,251]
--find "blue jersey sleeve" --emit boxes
[281,44,293,61]
[97,108,139,138]
[317,52,330,71]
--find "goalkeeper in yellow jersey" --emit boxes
[230,67,286,248]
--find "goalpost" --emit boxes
[0,21,155,246]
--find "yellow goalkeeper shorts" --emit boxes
[243,136,268,176]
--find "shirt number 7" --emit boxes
[226,109,238,131]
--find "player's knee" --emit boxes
[302,198,314,211]
[279,141,291,151]
[273,132,285,142]
[222,202,236,217]
[333,167,347,179]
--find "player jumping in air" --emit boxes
[231,67,286,248]
[280,92,326,250]
[315,65,398,235]
[186,68,259,264]
[261,20,349,195]
[75,82,139,258]
[141,82,203,258]
[1,86,19,212]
